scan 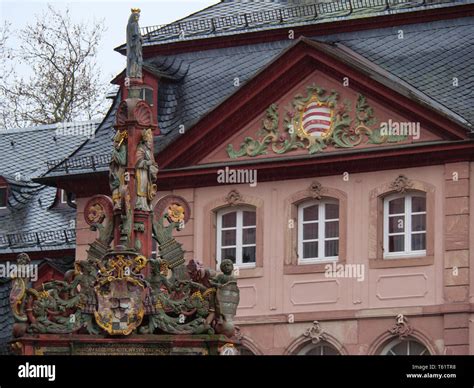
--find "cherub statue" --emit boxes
[209,259,240,337]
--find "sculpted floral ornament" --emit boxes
[167,204,185,223]
[389,314,413,339]
[87,204,105,224]
[304,320,326,344]
[390,175,413,193]
[226,84,407,158]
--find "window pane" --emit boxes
[306,345,339,355]
[242,228,256,245]
[221,229,236,246]
[412,196,426,213]
[303,241,318,259]
[325,240,339,257]
[0,188,6,207]
[144,88,153,106]
[303,205,318,221]
[325,221,339,238]
[321,345,339,355]
[221,248,236,263]
[389,197,405,214]
[242,246,256,264]
[391,341,408,355]
[408,341,428,355]
[303,223,318,240]
[389,215,405,233]
[243,211,256,227]
[221,212,236,228]
[411,214,426,232]
[411,233,426,251]
[389,235,404,252]
[325,203,339,219]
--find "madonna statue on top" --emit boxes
[126,8,143,79]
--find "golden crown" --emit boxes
[131,8,141,13]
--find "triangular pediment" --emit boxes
[156,38,468,169]
[199,70,443,165]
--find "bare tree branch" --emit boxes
[0,5,110,128]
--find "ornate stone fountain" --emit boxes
[9,8,239,356]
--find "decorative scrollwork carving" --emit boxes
[304,320,326,344]
[225,190,242,206]
[389,314,413,339]
[390,175,413,194]
[308,181,323,200]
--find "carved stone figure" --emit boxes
[9,253,31,324]
[126,8,143,79]
[109,130,127,210]
[210,259,239,337]
[135,129,158,211]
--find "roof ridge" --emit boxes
[135,0,466,48]
[0,120,102,135]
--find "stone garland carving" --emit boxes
[388,314,413,339]
[226,85,407,158]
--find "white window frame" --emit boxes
[383,193,426,259]
[297,199,339,264]
[0,186,7,209]
[140,88,154,107]
[216,207,256,268]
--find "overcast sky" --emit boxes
[1,0,218,83]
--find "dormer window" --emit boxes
[139,87,153,107]
[0,186,7,209]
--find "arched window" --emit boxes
[383,193,426,258]
[216,207,256,268]
[238,346,256,356]
[298,199,339,262]
[380,338,429,355]
[298,341,340,355]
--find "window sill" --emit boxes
[369,255,434,269]
[235,266,263,279]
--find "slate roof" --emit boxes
[319,17,474,132]
[42,3,474,178]
[0,123,98,252]
[133,0,467,48]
